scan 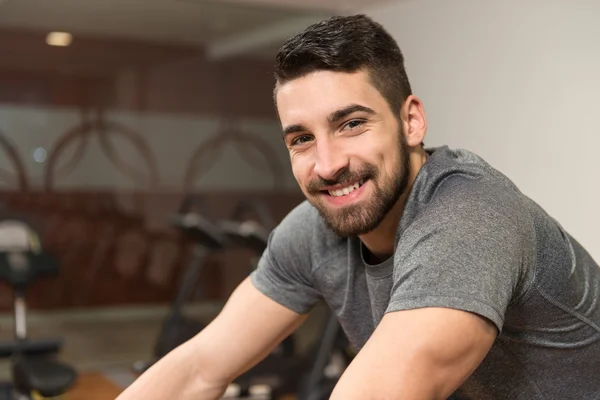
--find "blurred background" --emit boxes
[0,0,597,398]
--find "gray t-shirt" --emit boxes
[250,146,600,399]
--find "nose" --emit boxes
[313,138,348,181]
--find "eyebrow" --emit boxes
[328,104,376,124]
[282,104,376,138]
[282,123,308,137]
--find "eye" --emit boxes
[343,120,366,130]
[290,135,313,146]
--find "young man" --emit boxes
[118,15,600,400]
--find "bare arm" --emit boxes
[117,277,307,400]
[329,307,497,400]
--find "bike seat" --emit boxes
[0,338,63,357]
[12,357,77,397]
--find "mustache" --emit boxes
[306,165,377,193]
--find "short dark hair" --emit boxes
[274,14,412,115]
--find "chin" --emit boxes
[316,203,384,238]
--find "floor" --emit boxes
[66,373,124,400]
[0,301,329,399]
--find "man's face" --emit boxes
[276,70,411,237]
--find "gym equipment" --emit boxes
[0,217,77,399]
[219,199,273,255]
[295,314,353,400]
[153,208,229,359]
[218,200,294,359]
[218,199,273,276]
[132,195,230,373]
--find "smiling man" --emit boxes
[117,15,600,400]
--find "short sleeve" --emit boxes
[250,203,322,314]
[387,181,535,332]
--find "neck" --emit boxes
[359,147,428,261]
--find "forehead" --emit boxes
[275,70,387,125]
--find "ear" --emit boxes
[400,95,427,148]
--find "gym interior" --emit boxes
[0,1,598,399]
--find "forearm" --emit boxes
[116,341,229,400]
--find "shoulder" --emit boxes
[409,146,533,225]
[400,147,536,251]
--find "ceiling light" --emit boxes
[46,32,73,47]
[32,147,47,163]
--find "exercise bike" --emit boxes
[219,198,296,359]
[133,196,307,398]
[0,216,77,400]
[132,195,229,373]
[134,196,295,374]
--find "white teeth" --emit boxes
[328,181,364,197]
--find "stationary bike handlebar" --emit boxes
[218,220,270,254]
[171,213,229,251]
[229,200,276,229]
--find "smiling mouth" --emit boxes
[325,179,366,197]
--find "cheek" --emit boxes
[290,154,309,185]
[358,133,399,176]
[383,140,403,177]
[353,133,389,164]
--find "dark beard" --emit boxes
[306,136,411,237]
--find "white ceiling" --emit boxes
[0,0,393,58]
